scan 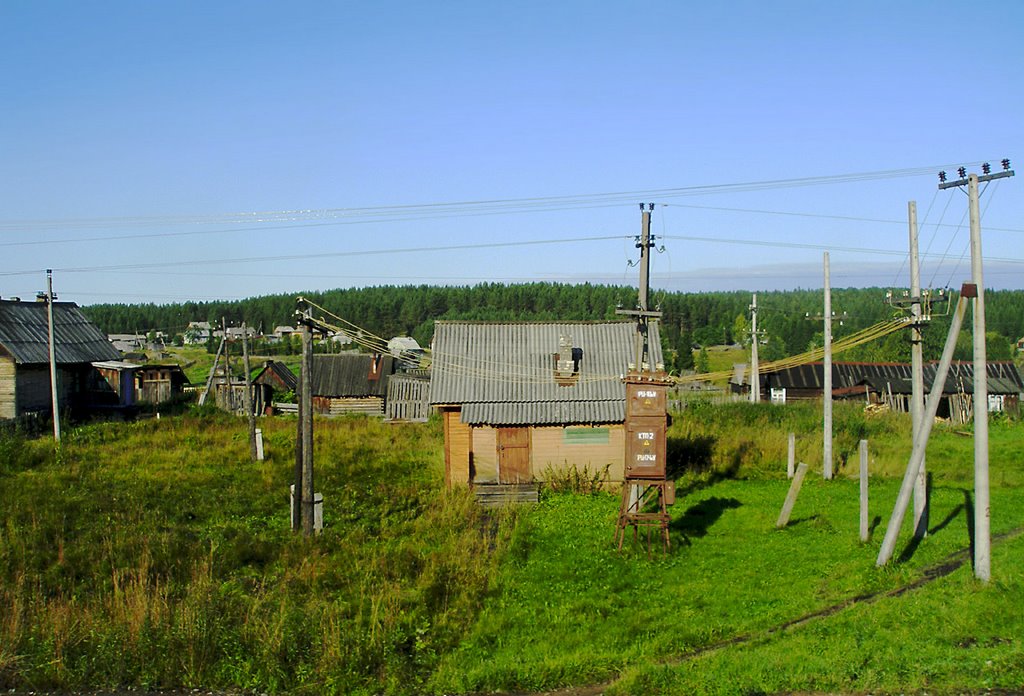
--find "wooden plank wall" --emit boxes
[385,375,431,422]
[0,358,16,419]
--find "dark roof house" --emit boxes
[0,299,122,419]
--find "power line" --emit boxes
[0,162,994,235]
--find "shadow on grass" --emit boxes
[897,487,972,564]
[671,496,741,547]
[786,514,822,527]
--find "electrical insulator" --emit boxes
[938,171,947,183]
[957,166,967,179]
[1002,158,1012,171]
[982,162,991,175]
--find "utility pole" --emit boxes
[616,203,662,372]
[823,252,833,480]
[749,293,761,403]
[45,269,61,443]
[878,292,969,566]
[908,201,928,537]
[299,314,315,536]
[241,322,258,461]
[938,161,1013,582]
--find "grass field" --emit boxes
[1,404,1022,695]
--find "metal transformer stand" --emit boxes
[615,371,674,556]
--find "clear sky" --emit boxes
[1,1,1021,306]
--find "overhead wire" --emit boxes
[0,162,987,234]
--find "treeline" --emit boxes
[83,283,1024,367]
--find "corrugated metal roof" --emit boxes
[0,300,121,365]
[310,353,394,398]
[429,320,663,425]
[762,361,1023,396]
[462,400,626,426]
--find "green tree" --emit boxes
[696,346,710,374]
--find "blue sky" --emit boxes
[1,1,1021,305]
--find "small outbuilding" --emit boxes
[309,353,395,416]
[429,320,663,487]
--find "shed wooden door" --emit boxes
[498,427,531,483]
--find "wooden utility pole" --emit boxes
[908,201,928,538]
[749,293,760,403]
[45,269,61,443]
[299,314,315,536]
[241,322,258,461]
[199,335,225,406]
[221,317,231,400]
[823,252,833,480]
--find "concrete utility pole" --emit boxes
[908,201,928,538]
[967,173,992,581]
[45,269,61,443]
[749,293,760,403]
[823,252,833,480]
[936,161,1013,582]
[877,293,969,567]
[616,203,662,373]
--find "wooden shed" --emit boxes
[309,353,395,416]
[0,299,122,420]
[429,320,663,488]
[134,364,191,404]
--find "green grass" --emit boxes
[0,413,506,695]
[428,477,1024,694]
[1,406,1022,695]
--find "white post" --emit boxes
[968,174,990,582]
[255,427,265,461]
[859,439,869,542]
[823,252,833,480]
[787,432,795,479]
[777,462,809,528]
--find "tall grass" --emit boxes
[0,412,511,694]
[2,405,1022,695]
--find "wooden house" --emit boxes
[309,353,395,416]
[429,320,663,488]
[0,299,122,420]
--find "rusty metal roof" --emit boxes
[0,300,121,365]
[310,353,394,398]
[429,320,663,425]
